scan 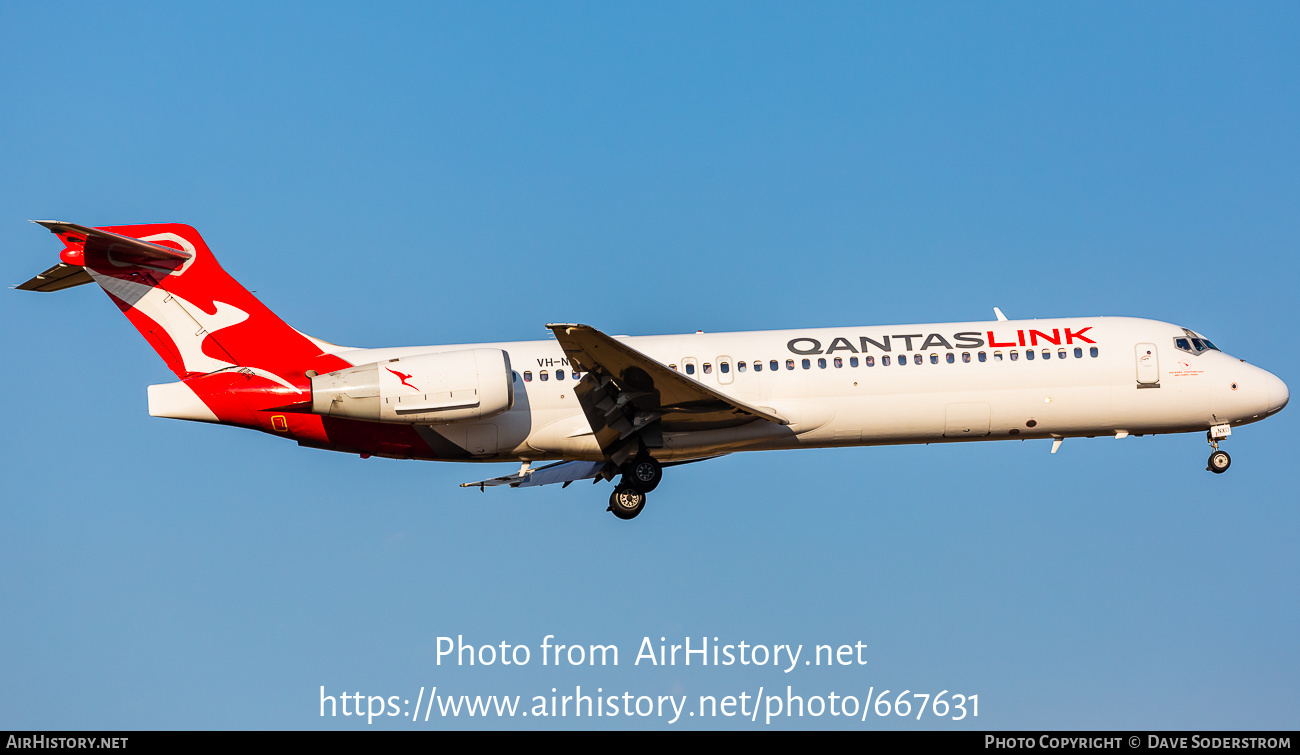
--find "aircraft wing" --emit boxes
[460,456,724,491]
[461,460,608,490]
[547,323,788,465]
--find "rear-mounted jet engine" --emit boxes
[310,348,514,424]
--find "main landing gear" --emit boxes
[608,485,646,520]
[607,455,662,520]
[1206,425,1232,474]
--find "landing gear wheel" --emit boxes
[624,456,663,493]
[1207,450,1231,474]
[608,485,647,520]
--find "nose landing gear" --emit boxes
[607,455,663,519]
[1206,424,1232,474]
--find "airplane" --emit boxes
[18,221,1289,520]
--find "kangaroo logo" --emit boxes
[386,367,420,392]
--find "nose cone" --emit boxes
[1267,372,1289,415]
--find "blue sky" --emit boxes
[2,2,1297,729]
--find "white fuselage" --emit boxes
[327,316,1288,462]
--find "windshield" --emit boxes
[1175,329,1221,356]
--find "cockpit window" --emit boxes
[1174,333,1221,356]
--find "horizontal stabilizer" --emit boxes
[15,262,93,292]
[32,220,192,262]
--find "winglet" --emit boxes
[994,307,1008,321]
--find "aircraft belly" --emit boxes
[660,421,795,457]
[524,411,603,459]
[770,380,1216,448]
[419,423,499,458]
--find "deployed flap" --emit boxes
[16,262,93,292]
[546,323,787,465]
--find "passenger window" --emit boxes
[703,363,712,374]
[572,371,581,380]
[720,362,730,374]
[1026,350,1035,361]
[801,359,811,369]
[912,353,921,365]
[670,364,678,371]
[686,363,695,375]
[865,356,875,367]
[556,369,566,380]
[753,361,762,372]
[883,356,891,366]
[994,351,1003,361]
[771,360,780,371]
[834,357,842,368]
[786,359,795,370]
[540,370,550,381]
[946,353,955,364]
[1090,347,1099,357]
[1042,349,1051,360]
[817,358,827,369]
[524,371,533,382]
[1058,349,1066,360]
[850,357,859,367]
[962,352,971,363]
[1074,347,1083,358]
[979,352,988,362]
[1010,351,1019,361]
[737,362,746,372]
[930,353,939,364]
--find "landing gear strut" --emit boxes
[1206,425,1232,474]
[607,455,662,519]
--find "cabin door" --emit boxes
[1135,343,1160,387]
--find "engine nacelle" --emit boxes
[310,349,514,424]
